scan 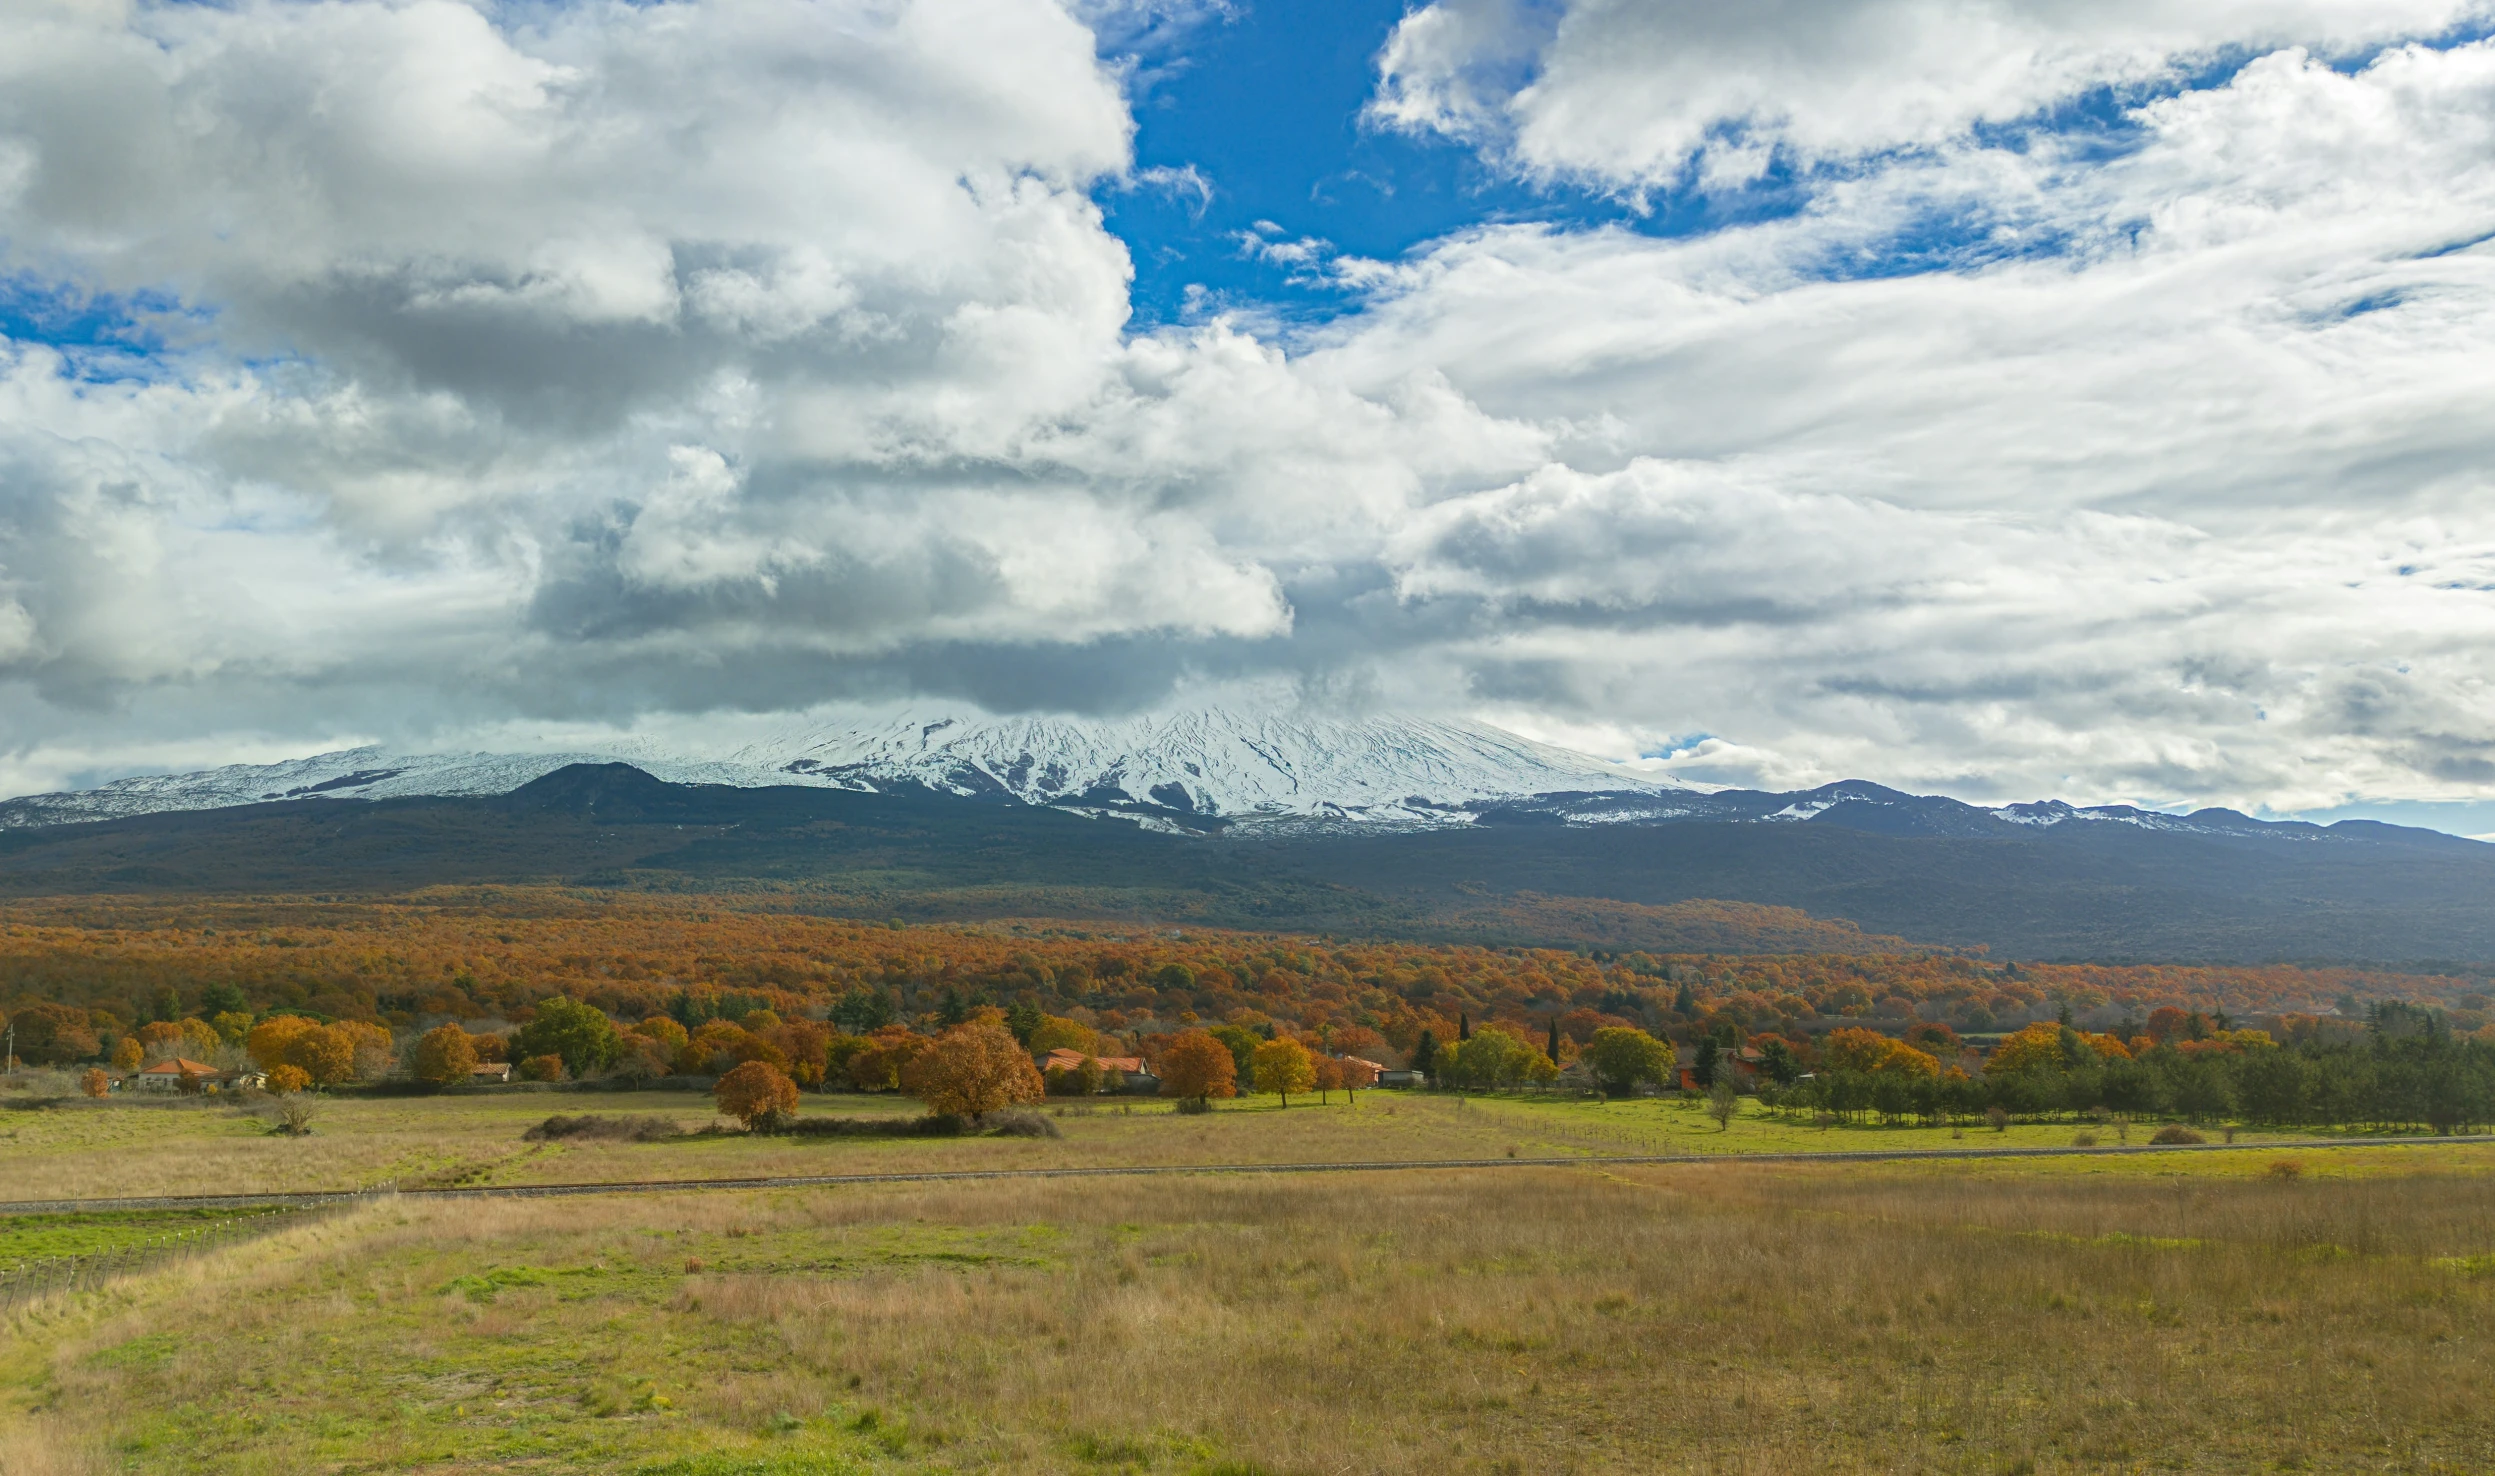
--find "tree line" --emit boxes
[1769,1004,2495,1134]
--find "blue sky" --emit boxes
[1099,0,1577,325]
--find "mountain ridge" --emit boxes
[2,761,2492,964]
[0,708,2477,852]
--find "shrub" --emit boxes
[79,1067,109,1098]
[2150,1125,2206,1145]
[522,1114,681,1143]
[2071,1131,2098,1147]
[1174,1096,1214,1115]
[1986,1105,2010,1133]
[2267,1158,2307,1180]
[518,1054,567,1083]
[782,1114,966,1138]
[1705,1076,1741,1131]
[265,1064,311,1094]
[715,1060,800,1130]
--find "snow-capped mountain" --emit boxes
[6,713,2473,850]
[0,709,1686,831]
[734,709,1683,826]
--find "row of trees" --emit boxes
[706,1019,1347,1131]
[1772,1015,2495,1134]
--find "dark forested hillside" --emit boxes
[0,763,2488,965]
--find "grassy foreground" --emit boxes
[0,1092,2490,1473]
[3,1156,2492,1474]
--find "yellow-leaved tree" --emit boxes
[1821,1027,1941,1078]
[1250,1037,1315,1107]
[1986,1023,2096,1077]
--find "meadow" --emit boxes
[0,1085,2445,1205]
[2,1152,2491,1474]
[0,1091,2491,1473]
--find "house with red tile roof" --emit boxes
[133,1058,219,1092]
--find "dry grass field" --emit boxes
[0,1085,2417,1205]
[0,1092,2490,1474]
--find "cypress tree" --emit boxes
[1458,1011,1471,1041]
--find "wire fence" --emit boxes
[0,1194,374,1316]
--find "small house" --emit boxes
[469,1061,513,1083]
[1376,1069,1425,1089]
[133,1058,220,1092]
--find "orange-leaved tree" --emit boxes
[265,1064,310,1094]
[715,1059,800,1130]
[770,1019,833,1086]
[247,1016,310,1070]
[902,1020,1044,1118]
[1251,1036,1315,1106]
[247,1015,366,1085]
[410,1023,478,1086]
[1821,1026,1941,1078]
[1157,1030,1238,1106]
[295,1026,359,1086]
[80,1067,109,1098]
[847,1025,927,1091]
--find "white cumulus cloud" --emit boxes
[0,0,2491,824]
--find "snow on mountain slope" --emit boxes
[746,708,1680,824]
[0,709,1683,831]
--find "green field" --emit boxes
[2,1091,2491,1473]
[0,1207,292,1271]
